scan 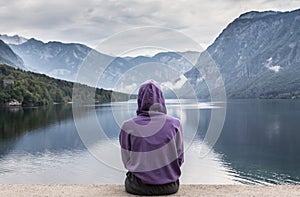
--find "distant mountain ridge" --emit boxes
[8,37,199,89]
[0,39,25,70]
[0,34,28,45]
[10,38,94,81]
[185,8,300,99]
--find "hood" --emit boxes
[136,80,167,116]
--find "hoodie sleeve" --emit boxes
[176,122,184,166]
[119,126,131,168]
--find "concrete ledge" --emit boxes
[0,184,299,196]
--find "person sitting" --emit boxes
[119,80,184,196]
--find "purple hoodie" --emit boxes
[119,80,184,184]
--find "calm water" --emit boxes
[0,99,300,184]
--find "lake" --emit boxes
[0,99,299,184]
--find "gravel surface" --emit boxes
[0,184,299,196]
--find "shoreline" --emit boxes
[0,184,299,196]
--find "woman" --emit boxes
[119,80,184,195]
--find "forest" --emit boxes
[0,64,129,106]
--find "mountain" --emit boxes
[9,37,199,90]
[185,9,300,99]
[0,34,28,45]
[9,38,94,81]
[9,38,140,89]
[0,39,26,70]
[152,51,199,74]
[10,38,133,88]
[126,51,199,74]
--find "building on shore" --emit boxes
[8,99,21,106]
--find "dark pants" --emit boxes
[125,172,179,196]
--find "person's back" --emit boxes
[119,80,184,195]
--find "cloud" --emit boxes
[162,75,187,90]
[115,82,138,93]
[0,0,300,51]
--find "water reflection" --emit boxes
[0,105,72,139]
[0,100,299,184]
[214,100,300,184]
[181,140,236,184]
[0,100,235,183]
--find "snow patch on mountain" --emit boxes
[268,65,281,72]
[265,57,281,72]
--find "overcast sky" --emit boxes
[1,0,300,54]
